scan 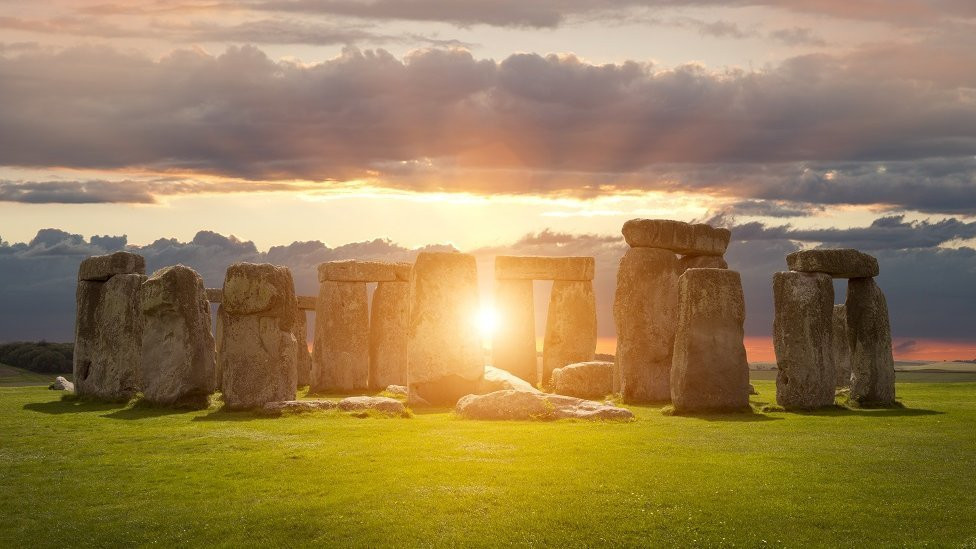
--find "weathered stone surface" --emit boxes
[543,280,597,383]
[261,396,408,416]
[832,304,852,387]
[495,256,595,281]
[772,271,836,409]
[139,265,216,408]
[369,280,410,389]
[407,252,483,405]
[552,361,614,400]
[786,249,879,278]
[384,384,408,396]
[318,260,396,282]
[312,281,369,392]
[73,273,145,401]
[222,262,297,319]
[261,399,338,414]
[491,278,537,384]
[846,278,896,406]
[478,365,541,394]
[394,262,412,281]
[295,309,312,387]
[613,247,678,403]
[671,269,750,413]
[296,295,316,310]
[338,396,407,416]
[205,288,222,302]
[622,219,731,256]
[49,376,74,391]
[677,254,727,274]
[455,390,634,421]
[78,251,145,282]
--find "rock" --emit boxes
[786,249,879,279]
[407,252,483,405]
[613,247,678,403]
[832,304,852,387]
[622,219,730,256]
[218,263,298,409]
[772,271,836,409]
[261,399,338,415]
[77,251,145,282]
[670,269,750,413]
[73,273,145,401]
[478,365,541,394]
[369,280,410,389]
[492,278,537,384]
[312,281,369,392]
[677,254,727,274]
[294,309,312,387]
[749,383,758,395]
[318,260,396,282]
[384,384,408,396]
[455,390,634,421]
[494,256,595,281]
[49,376,74,392]
[296,295,316,310]
[205,288,223,302]
[139,265,216,408]
[551,361,614,400]
[846,278,896,406]
[394,262,412,281]
[542,280,597,383]
[338,395,407,415]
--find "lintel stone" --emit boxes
[622,219,730,256]
[786,249,879,278]
[495,256,595,281]
[317,260,397,282]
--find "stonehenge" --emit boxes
[832,305,852,387]
[543,279,598,384]
[369,264,411,389]
[551,361,614,400]
[846,278,897,406]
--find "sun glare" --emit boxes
[475,304,500,341]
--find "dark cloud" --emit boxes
[769,27,826,47]
[0,179,315,204]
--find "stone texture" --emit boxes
[139,265,216,408]
[312,281,369,392]
[49,376,74,391]
[772,271,836,409]
[205,288,222,302]
[73,273,145,401]
[478,365,541,394]
[846,278,896,406]
[218,263,297,410]
[613,247,679,403]
[369,280,410,390]
[394,262,412,281]
[384,384,408,396]
[78,251,145,282]
[542,280,597,383]
[261,399,338,414]
[295,309,312,387]
[318,260,396,282]
[495,256,595,281]
[455,390,634,421]
[491,278,537,384]
[296,295,316,310]
[622,219,731,256]
[261,396,408,416]
[338,396,407,415]
[832,304,852,387]
[671,269,751,413]
[786,249,879,279]
[551,361,614,400]
[677,254,727,274]
[407,252,483,405]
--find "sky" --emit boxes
[1,0,975,360]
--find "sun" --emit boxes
[474,304,500,341]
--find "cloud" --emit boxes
[0,179,316,204]
[769,27,826,47]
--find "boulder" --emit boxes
[670,269,750,413]
[369,280,410,389]
[384,384,408,396]
[77,251,145,282]
[455,390,633,421]
[772,271,836,409]
[542,280,597,383]
[139,265,216,408]
[832,304,852,387]
[407,252,483,404]
[749,383,758,395]
[622,219,730,256]
[338,395,407,415]
[294,310,313,387]
[312,281,369,392]
[494,256,594,281]
[613,247,678,403]
[491,278,537,384]
[786,249,879,279]
[551,361,614,400]
[49,376,74,392]
[478,365,540,394]
[262,399,338,414]
[846,278,896,406]
[677,254,727,274]
[318,260,396,282]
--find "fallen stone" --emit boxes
[542,280,597,383]
[495,256,595,281]
[786,249,879,279]
[551,361,614,400]
[318,260,396,282]
[261,399,338,414]
[622,219,731,256]
[846,278,896,406]
[49,376,74,392]
[455,390,634,421]
[832,304,852,387]
[369,280,410,390]
[478,365,541,394]
[492,278,537,384]
[338,395,407,415]
[312,281,369,392]
[78,251,145,282]
[749,383,758,395]
[384,384,408,396]
[677,254,727,274]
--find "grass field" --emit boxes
[2,377,975,547]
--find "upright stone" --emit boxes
[542,280,597,384]
[677,254,727,274]
[407,252,482,405]
[832,304,852,387]
[613,247,678,403]
[846,278,896,406]
[492,279,537,384]
[139,265,215,408]
[312,281,369,392]
[671,269,750,413]
[773,271,836,409]
[295,309,312,387]
[369,280,410,389]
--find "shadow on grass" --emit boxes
[662,404,783,422]
[190,407,266,422]
[795,406,943,418]
[102,400,201,420]
[23,395,128,415]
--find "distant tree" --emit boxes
[0,341,73,373]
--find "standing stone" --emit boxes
[846,278,896,406]
[832,304,852,387]
[139,265,215,408]
[369,280,410,389]
[295,309,312,387]
[773,271,836,409]
[613,247,678,403]
[492,279,537,384]
[542,280,597,384]
[677,254,727,274]
[312,281,369,392]
[671,269,750,413]
[218,263,297,409]
[407,252,482,405]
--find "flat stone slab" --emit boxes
[296,295,316,310]
[318,260,396,282]
[478,365,541,394]
[78,251,145,281]
[786,249,879,278]
[455,390,633,421]
[622,219,730,256]
[261,396,407,416]
[495,256,595,281]
[552,361,614,400]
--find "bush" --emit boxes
[0,341,73,374]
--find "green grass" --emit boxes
[0,363,63,387]
[1,381,975,547]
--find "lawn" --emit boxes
[1,380,975,547]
